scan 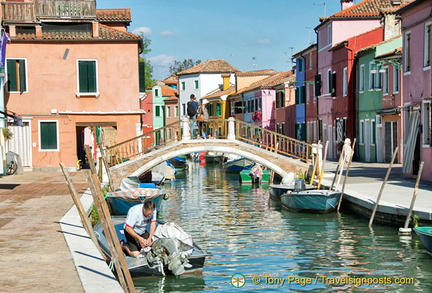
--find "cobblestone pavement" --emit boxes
[0,170,88,293]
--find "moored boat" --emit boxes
[168,155,188,170]
[240,164,271,184]
[413,226,432,253]
[224,157,255,173]
[94,217,207,277]
[205,152,224,164]
[269,182,315,200]
[280,190,342,213]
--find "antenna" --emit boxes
[252,56,257,68]
[287,47,294,69]
[313,2,326,17]
[306,27,313,44]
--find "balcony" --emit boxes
[1,0,96,23]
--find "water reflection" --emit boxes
[135,162,432,292]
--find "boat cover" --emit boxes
[106,188,162,201]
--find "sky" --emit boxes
[98,0,346,81]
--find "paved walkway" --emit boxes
[1,162,431,292]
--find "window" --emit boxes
[343,67,348,96]
[216,102,222,116]
[154,89,159,97]
[181,82,185,90]
[375,64,382,90]
[39,121,59,151]
[393,66,400,93]
[139,62,145,92]
[166,106,171,118]
[155,105,161,117]
[425,22,431,68]
[306,83,310,103]
[423,101,431,146]
[371,119,376,144]
[207,104,213,116]
[327,69,332,94]
[312,84,316,103]
[297,58,303,72]
[369,62,376,90]
[175,106,179,117]
[309,53,313,69]
[404,32,411,72]
[327,25,332,45]
[359,120,364,144]
[78,60,97,94]
[6,59,27,92]
[194,80,199,89]
[359,64,365,92]
[383,66,389,95]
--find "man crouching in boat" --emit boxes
[122,200,156,257]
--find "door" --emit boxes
[365,119,371,162]
[6,120,32,167]
[384,121,398,163]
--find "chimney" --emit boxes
[222,74,231,90]
[341,0,354,10]
[92,22,99,38]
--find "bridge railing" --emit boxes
[234,120,311,163]
[104,121,181,166]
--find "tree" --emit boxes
[169,59,202,75]
[138,36,156,88]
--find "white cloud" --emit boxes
[132,27,152,36]
[257,39,271,44]
[148,54,177,68]
[160,30,174,36]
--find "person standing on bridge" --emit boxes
[198,98,209,138]
[121,200,157,257]
[187,94,199,137]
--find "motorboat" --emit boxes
[224,157,255,173]
[413,226,432,253]
[280,189,342,213]
[94,217,207,277]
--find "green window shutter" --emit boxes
[87,61,96,92]
[7,59,17,92]
[216,102,222,116]
[295,88,299,104]
[79,61,88,92]
[18,60,26,92]
[40,122,57,150]
[139,62,145,92]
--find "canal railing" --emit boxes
[103,117,312,167]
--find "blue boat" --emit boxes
[280,190,341,213]
[414,226,432,253]
[168,155,187,170]
[106,183,167,215]
[224,157,255,173]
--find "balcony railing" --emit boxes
[1,0,96,23]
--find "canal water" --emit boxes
[134,161,432,292]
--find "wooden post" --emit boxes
[368,147,399,227]
[317,141,329,190]
[336,138,356,212]
[98,142,115,192]
[309,141,321,185]
[330,143,346,191]
[402,161,424,230]
[59,163,107,261]
[84,145,98,175]
[86,172,135,293]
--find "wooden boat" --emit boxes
[224,157,255,173]
[414,226,432,253]
[94,217,207,277]
[280,190,342,213]
[105,186,167,215]
[168,155,188,170]
[269,182,315,200]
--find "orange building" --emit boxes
[1,1,143,170]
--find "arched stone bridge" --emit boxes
[109,139,310,188]
[105,118,313,188]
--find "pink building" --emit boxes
[315,0,405,159]
[3,2,143,170]
[397,0,432,181]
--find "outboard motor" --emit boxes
[294,179,305,192]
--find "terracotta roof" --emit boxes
[203,86,235,99]
[396,0,425,14]
[236,69,278,77]
[177,59,240,75]
[330,0,405,18]
[96,9,131,22]
[12,23,141,41]
[162,74,178,85]
[160,85,178,97]
[236,71,294,95]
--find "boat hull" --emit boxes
[280,190,341,213]
[240,169,271,184]
[94,217,207,277]
[269,184,315,200]
[106,194,164,215]
[414,227,432,253]
[224,157,254,173]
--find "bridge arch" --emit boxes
[109,139,309,188]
